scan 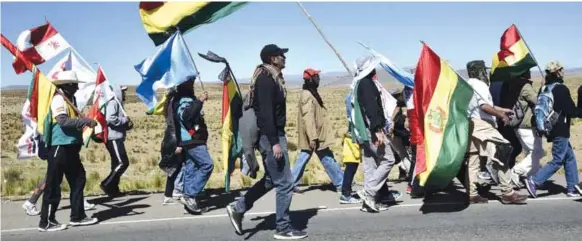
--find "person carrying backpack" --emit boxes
[525,61,582,198]
[499,70,543,188]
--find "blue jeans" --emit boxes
[183,145,214,198]
[291,148,343,189]
[174,164,184,193]
[532,137,579,193]
[234,133,294,233]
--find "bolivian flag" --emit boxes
[139,1,249,46]
[220,66,243,192]
[28,67,58,146]
[490,24,537,82]
[412,43,474,189]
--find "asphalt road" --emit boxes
[2,175,581,241]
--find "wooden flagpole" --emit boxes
[296,2,354,77]
[514,24,545,80]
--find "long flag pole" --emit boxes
[514,25,545,79]
[296,2,354,77]
[177,29,206,92]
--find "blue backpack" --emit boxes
[534,83,562,137]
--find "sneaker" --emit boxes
[566,192,581,198]
[172,190,183,199]
[357,190,378,212]
[376,202,390,211]
[575,183,582,195]
[38,220,67,232]
[22,200,40,216]
[69,217,98,227]
[339,195,362,204]
[183,196,202,214]
[273,229,308,240]
[525,177,538,198]
[379,190,402,204]
[84,199,96,211]
[500,191,528,204]
[469,195,489,204]
[162,197,179,206]
[226,204,244,235]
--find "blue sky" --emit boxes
[2,1,581,87]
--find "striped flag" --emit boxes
[219,66,243,192]
[139,1,249,46]
[412,43,474,189]
[490,24,537,82]
[13,22,71,74]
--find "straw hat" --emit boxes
[51,71,85,85]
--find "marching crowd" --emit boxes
[21,44,582,240]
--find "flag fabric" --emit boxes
[490,24,537,82]
[16,82,40,159]
[13,22,71,74]
[411,43,474,189]
[47,51,97,110]
[219,66,243,192]
[134,31,197,114]
[83,67,115,146]
[27,68,59,146]
[139,1,248,46]
[359,42,415,87]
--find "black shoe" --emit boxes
[69,217,98,227]
[575,182,582,195]
[38,220,67,232]
[273,229,308,240]
[226,204,244,235]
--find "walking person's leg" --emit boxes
[358,140,396,212]
[38,146,66,232]
[290,151,313,191]
[340,163,361,204]
[163,168,180,205]
[23,176,46,216]
[182,145,214,213]
[315,148,344,191]
[562,142,580,196]
[101,140,129,196]
[65,145,97,226]
[174,163,184,197]
[526,137,569,198]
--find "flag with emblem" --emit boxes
[139,1,249,46]
[490,24,537,82]
[12,22,71,74]
[411,43,474,189]
[47,51,97,110]
[83,67,115,146]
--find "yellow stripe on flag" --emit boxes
[140,2,211,34]
[418,61,461,186]
[36,72,57,136]
[491,39,529,74]
[222,80,238,173]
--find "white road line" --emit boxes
[1,196,578,234]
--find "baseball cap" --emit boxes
[303,68,321,80]
[260,44,288,63]
[466,60,490,72]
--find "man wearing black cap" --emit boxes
[227,44,307,240]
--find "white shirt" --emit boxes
[467,78,496,125]
[404,87,415,110]
[50,94,69,117]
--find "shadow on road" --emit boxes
[535,180,568,198]
[90,197,150,222]
[420,186,469,214]
[242,208,318,240]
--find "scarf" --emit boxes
[244,64,286,109]
[302,81,325,109]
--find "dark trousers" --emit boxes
[341,163,359,197]
[234,134,294,233]
[406,144,417,184]
[164,166,181,198]
[101,140,130,193]
[40,144,87,224]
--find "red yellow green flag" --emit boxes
[411,43,474,189]
[490,24,537,82]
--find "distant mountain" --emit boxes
[1,85,28,90]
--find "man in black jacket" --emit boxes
[226,44,307,240]
[525,61,582,197]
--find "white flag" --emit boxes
[47,51,96,110]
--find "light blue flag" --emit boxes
[358,42,414,87]
[134,31,198,111]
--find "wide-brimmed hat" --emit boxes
[51,71,85,85]
[353,55,380,82]
[545,60,564,73]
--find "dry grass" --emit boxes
[1,78,581,199]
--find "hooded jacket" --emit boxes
[105,86,129,141]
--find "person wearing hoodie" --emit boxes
[171,78,213,214]
[100,85,133,197]
[525,61,582,198]
[38,71,99,232]
[291,68,344,195]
